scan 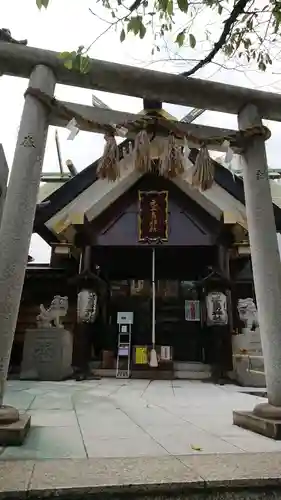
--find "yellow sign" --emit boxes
[135,347,148,365]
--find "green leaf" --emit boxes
[80,56,91,74]
[167,0,173,15]
[72,54,81,71]
[177,0,188,12]
[176,31,185,47]
[120,28,126,42]
[191,444,203,451]
[59,51,72,60]
[36,0,49,9]
[258,61,266,71]
[218,4,222,14]
[127,16,141,35]
[64,59,73,70]
[158,0,169,11]
[189,33,196,48]
[139,23,146,39]
[127,16,146,37]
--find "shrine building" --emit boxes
[10,104,281,380]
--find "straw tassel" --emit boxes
[159,134,185,179]
[191,144,214,191]
[133,129,151,173]
[97,133,120,182]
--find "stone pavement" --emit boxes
[1,379,281,460]
[2,453,281,499]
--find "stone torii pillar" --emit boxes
[0,64,55,445]
[233,103,281,439]
[0,144,8,226]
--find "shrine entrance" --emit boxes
[95,245,216,364]
[153,247,205,363]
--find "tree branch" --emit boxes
[128,0,143,11]
[86,0,145,52]
[181,0,252,78]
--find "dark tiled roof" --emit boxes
[34,142,281,239]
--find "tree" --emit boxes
[36,0,279,76]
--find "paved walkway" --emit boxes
[2,453,281,498]
[1,379,281,460]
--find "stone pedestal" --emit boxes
[233,410,281,440]
[21,328,73,381]
[0,405,31,446]
[0,406,31,446]
[232,328,262,355]
[231,329,265,387]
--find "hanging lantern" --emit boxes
[191,144,214,191]
[97,133,120,182]
[206,291,228,326]
[77,289,98,324]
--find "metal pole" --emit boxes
[55,129,64,175]
[150,247,158,367]
[152,247,156,347]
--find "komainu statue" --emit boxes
[0,28,27,45]
[237,298,259,331]
[37,296,68,329]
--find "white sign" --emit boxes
[117,311,134,325]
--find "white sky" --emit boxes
[1,0,281,263]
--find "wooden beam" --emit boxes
[50,101,241,151]
[1,43,281,120]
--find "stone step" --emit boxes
[248,356,264,370]
[174,370,211,380]
[174,362,211,372]
[131,370,174,380]
[92,369,175,380]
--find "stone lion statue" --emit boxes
[37,296,68,329]
[237,298,259,331]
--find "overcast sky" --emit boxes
[1,0,281,262]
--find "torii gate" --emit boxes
[0,42,280,442]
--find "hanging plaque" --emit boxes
[138,190,168,242]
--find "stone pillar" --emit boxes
[0,144,8,226]
[0,65,56,406]
[238,104,281,408]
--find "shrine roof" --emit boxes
[33,142,281,245]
